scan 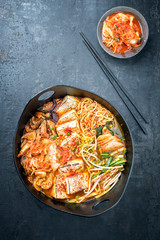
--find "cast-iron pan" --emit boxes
[14,85,134,217]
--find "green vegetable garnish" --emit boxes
[110,159,126,166]
[92,171,102,179]
[106,121,113,126]
[115,37,120,42]
[51,134,58,139]
[95,126,103,138]
[107,127,114,136]
[67,132,70,136]
[123,149,127,155]
[78,144,83,147]
[88,165,94,169]
[109,156,123,165]
[95,121,113,138]
[115,131,119,135]
[76,195,79,201]
[105,122,114,135]
[102,168,110,173]
[106,156,112,166]
[100,152,110,159]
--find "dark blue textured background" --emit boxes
[0,0,160,239]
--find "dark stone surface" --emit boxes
[0,0,160,239]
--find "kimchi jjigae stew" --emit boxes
[18,96,127,203]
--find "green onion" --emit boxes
[106,157,112,166]
[51,134,58,139]
[92,171,102,179]
[123,149,127,155]
[78,144,83,147]
[88,165,94,169]
[110,159,126,166]
[67,132,70,136]
[109,157,124,166]
[101,152,110,159]
[76,195,79,201]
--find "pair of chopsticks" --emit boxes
[79,32,148,134]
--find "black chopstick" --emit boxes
[80,32,148,125]
[79,32,147,134]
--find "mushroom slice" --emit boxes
[40,120,48,138]
[46,120,56,135]
[18,142,31,157]
[22,131,36,140]
[25,123,33,133]
[30,116,42,130]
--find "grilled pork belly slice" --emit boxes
[59,159,84,175]
[58,109,78,125]
[39,120,48,138]
[56,120,80,137]
[60,132,80,148]
[56,96,80,115]
[44,142,60,171]
[97,133,125,152]
[52,175,68,199]
[66,172,89,195]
